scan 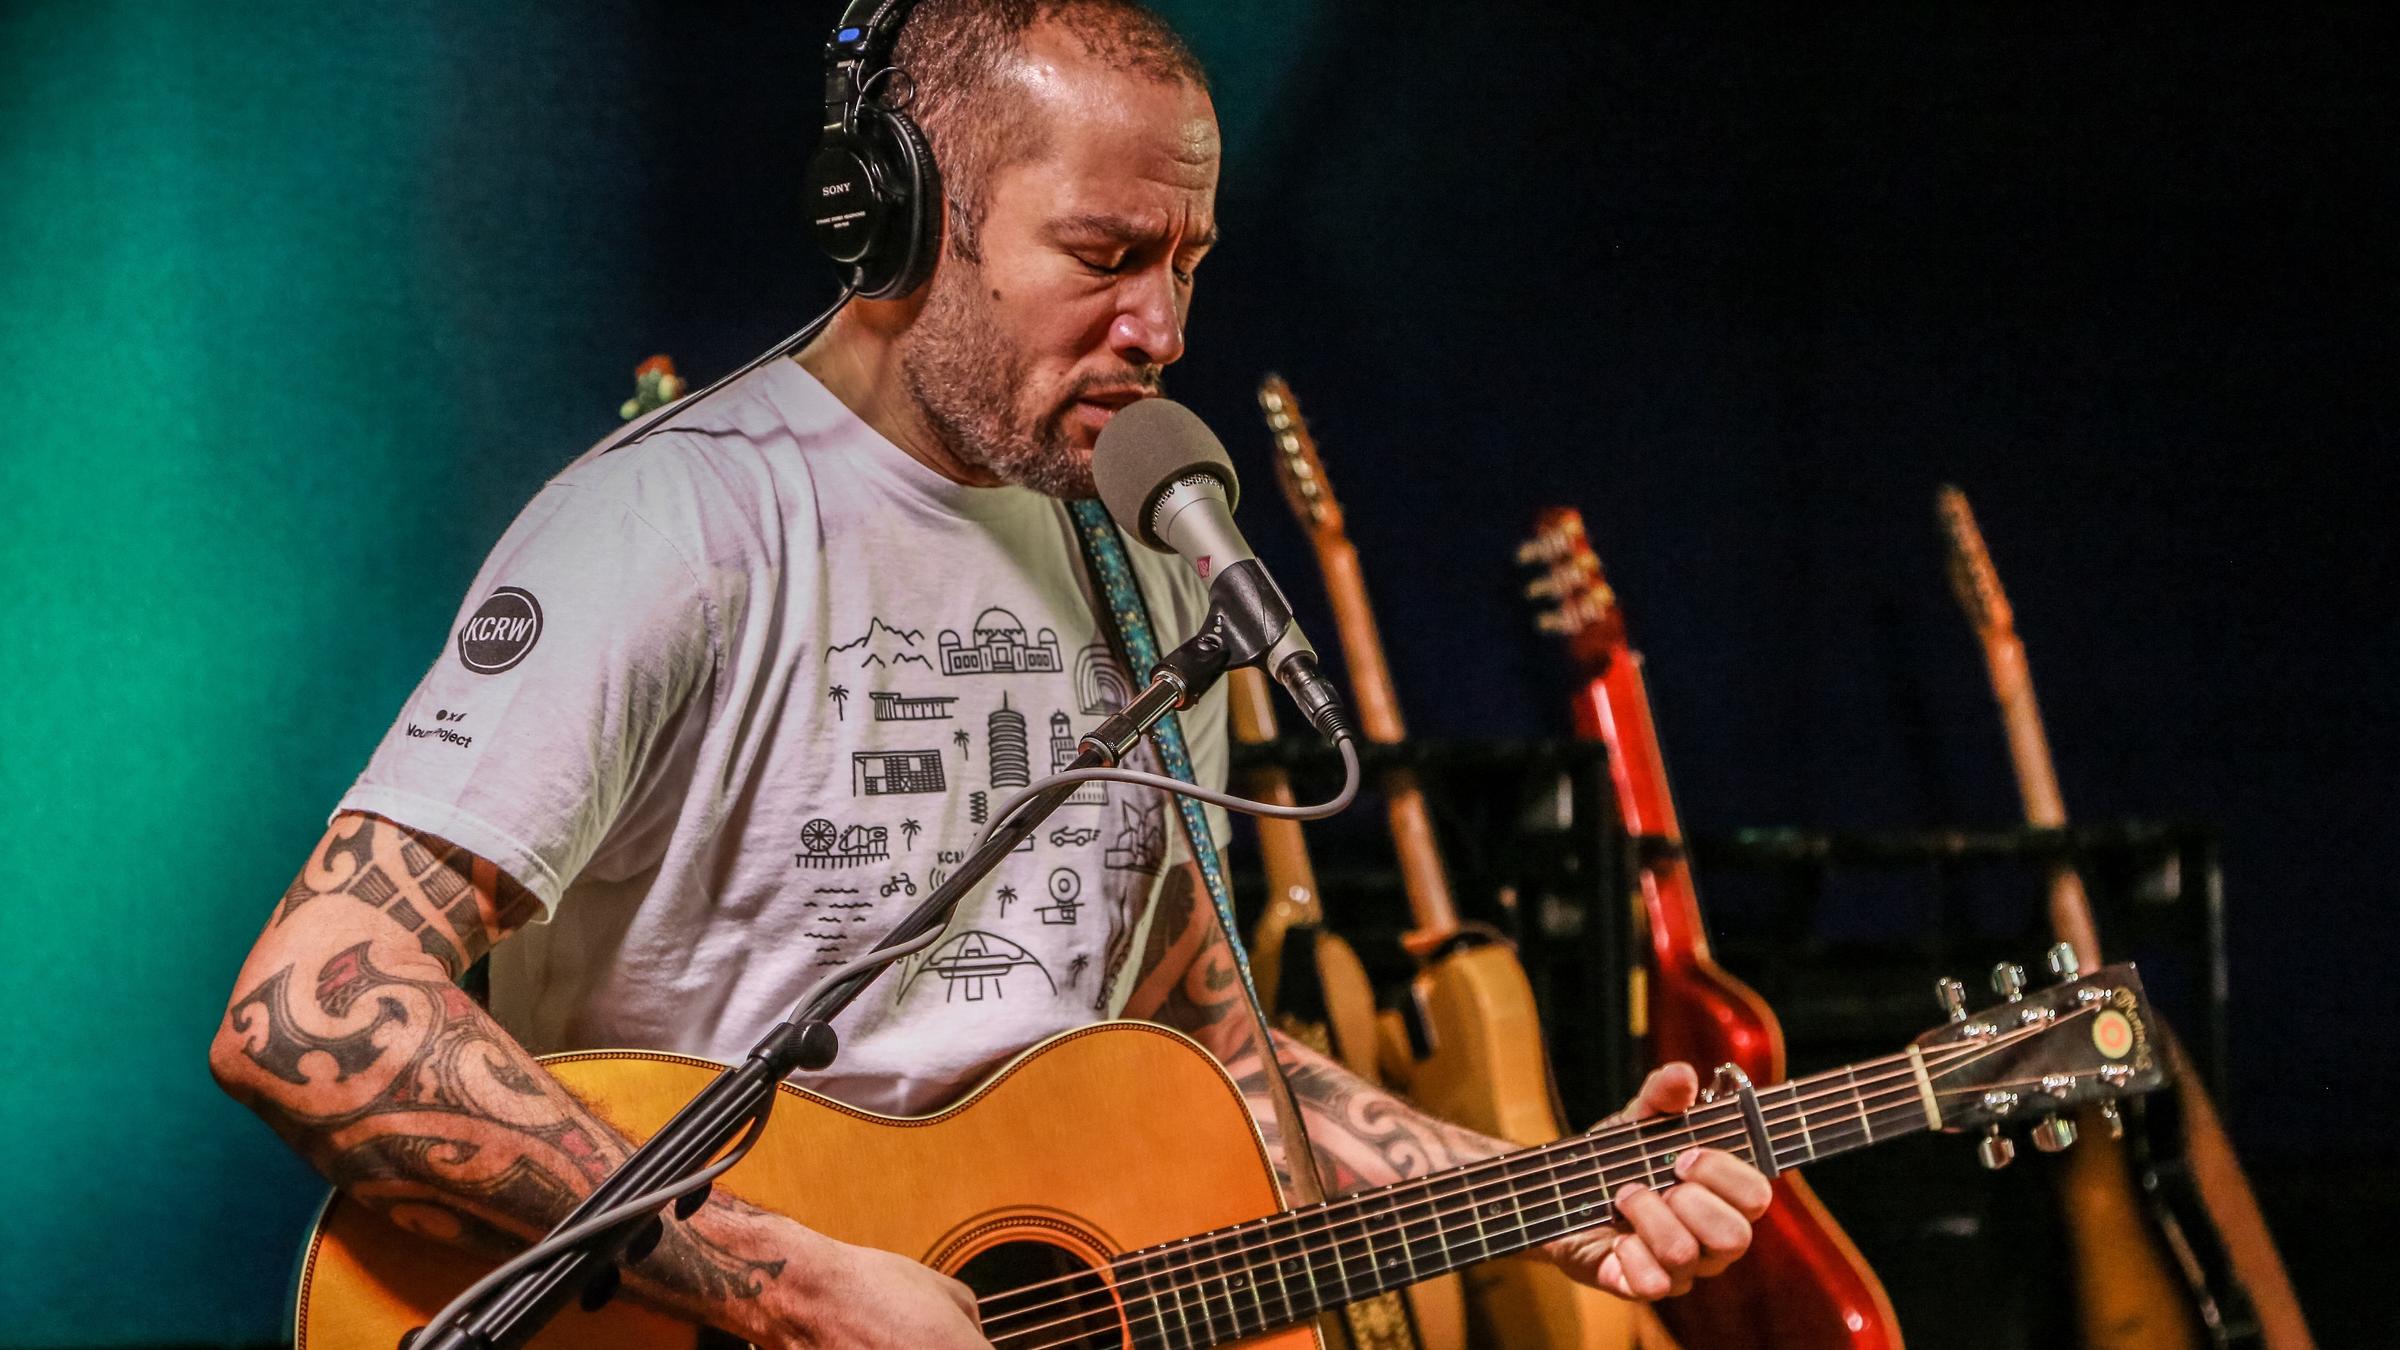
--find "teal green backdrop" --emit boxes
[0,4,1293,1344]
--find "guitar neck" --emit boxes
[1105,1051,1936,1346]
[1975,631,2107,968]
[1311,532,1462,940]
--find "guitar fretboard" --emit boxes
[977,1051,1939,1350]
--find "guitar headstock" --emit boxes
[1516,506,1627,675]
[1257,374,1346,541]
[1910,960,2167,1152]
[1936,485,2016,642]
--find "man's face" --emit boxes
[899,29,1220,498]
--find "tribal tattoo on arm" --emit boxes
[212,813,800,1334]
[1125,861,1512,1195]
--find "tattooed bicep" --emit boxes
[270,813,542,979]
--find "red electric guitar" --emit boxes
[1519,507,1905,1350]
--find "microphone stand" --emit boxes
[408,640,1232,1350]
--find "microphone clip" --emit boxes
[1153,561,1354,744]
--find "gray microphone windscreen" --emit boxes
[1091,398,1241,551]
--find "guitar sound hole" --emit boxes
[960,1238,1124,1349]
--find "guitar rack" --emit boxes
[1231,736,2241,1350]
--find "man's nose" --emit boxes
[1107,272,1185,368]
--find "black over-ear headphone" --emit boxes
[608,0,932,452]
[807,0,939,300]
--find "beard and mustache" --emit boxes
[897,258,1163,499]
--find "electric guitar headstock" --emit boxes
[1936,484,2018,645]
[1516,506,1628,678]
[1257,374,1348,545]
[1910,955,2168,1162]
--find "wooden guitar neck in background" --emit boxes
[1230,666,1469,1350]
[1940,486,2312,1350]
[1258,377,1667,1350]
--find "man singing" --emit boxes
[210,4,1770,1345]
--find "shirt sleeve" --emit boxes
[337,475,718,918]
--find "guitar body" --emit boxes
[1643,945,1903,1350]
[1405,944,1664,1350]
[295,1024,1320,1350]
[1578,656,1904,1350]
[1522,508,1903,1350]
[1233,668,1471,1350]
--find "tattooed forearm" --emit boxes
[213,813,803,1336]
[1225,1033,1513,1196]
[1122,857,1512,1196]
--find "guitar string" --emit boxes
[977,1011,2074,1325]
[978,1009,2101,1342]
[992,1048,2102,1350]
[977,1013,2080,1334]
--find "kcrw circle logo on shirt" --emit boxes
[456,587,544,674]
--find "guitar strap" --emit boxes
[1065,499,1334,1210]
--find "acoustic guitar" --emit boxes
[1518,508,1904,1350]
[1256,379,1668,1350]
[1938,486,2312,1349]
[1230,664,1470,1350]
[298,969,2168,1348]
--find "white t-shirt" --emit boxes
[339,359,1229,1116]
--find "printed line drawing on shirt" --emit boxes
[1038,867,1084,926]
[793,819,890,869]
[969,791,988,825]
[828,684,850,721]
[1065,952,1090,990]
[1074,641,1132,716]
[901,930,1056,1003]
[824,616,932,672]
[812,884,860,894]
[1104,796,1166,874]
[1048,710,1105,805]
[940,608,1062,676]
[937,849,965,866]
[987,696,1030,790]
[900,818,923,850]
[952,726,971,760]
[880,872,918,899]
[870,690,958,722]
[853,748,947,796]
[927,866,949,891]
[995,884,1019,918]
[1048,825,1101,848]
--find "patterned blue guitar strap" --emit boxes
[1068,498,1344,1216]
[1065,498,1259,1006]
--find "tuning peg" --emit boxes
[2046,943,2081,982]
[1977,1126,2015,1170]
[1525,574,1563,600]
[2031,1116,2079,1153]
[1935,977,1969,1022]
[1991,963,2026,1001]
[1535,610,1574,635]
[2098,1102,2125,1139]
